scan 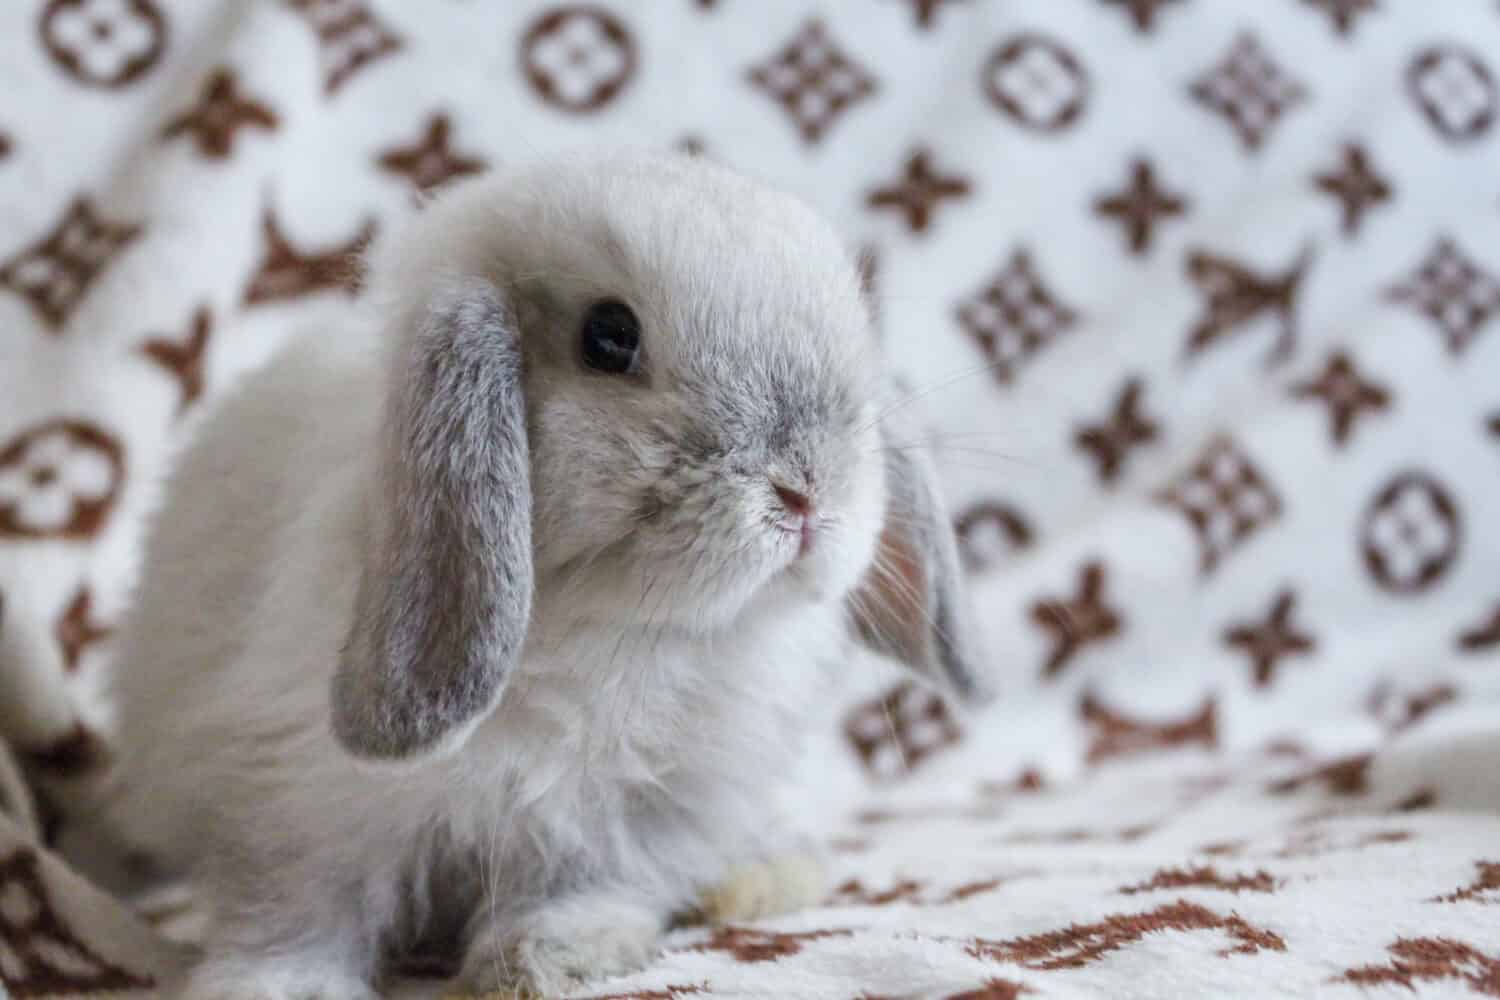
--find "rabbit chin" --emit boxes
[533,522,874,639]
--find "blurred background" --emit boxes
[2,2,1500,996]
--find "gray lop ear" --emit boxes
[847,420,993,706]
[332,280,534,761]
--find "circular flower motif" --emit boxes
[1408,45,1496,143]
[1360,472,1461,594]
[40,0,167,89]
[0,420,125,539]
[521,6,636,113]
[983,34,1089,133]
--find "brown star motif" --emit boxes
[1312,144,1391,238]
[1301,0,1379,36]
[161,68,277,160]
[1094,159,1188,255]
[867,148,972,234]
[1224,589,1316,688]
[1099,0,1187,32]
[1031,560,1123,678]
[54,586,112,673]
[377,113,487,196]
[139,306,212,416]
[1290,350,1390,447]
[1074,376,1160,484]
[242,207,375,307]
[892,0,971,29]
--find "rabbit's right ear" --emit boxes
[331,280,534,762]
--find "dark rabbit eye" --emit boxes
[581,299,642,375]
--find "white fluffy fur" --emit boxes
[99,153,936,997]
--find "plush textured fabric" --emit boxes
[2,1,1500,996]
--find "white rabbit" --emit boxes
[99,151,990,998]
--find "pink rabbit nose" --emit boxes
[771,481,816,557]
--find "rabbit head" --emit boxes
[333,152,989,763]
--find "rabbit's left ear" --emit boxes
[332,279,534,762]
[846,421,992,705]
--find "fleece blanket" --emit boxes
[4,0,1500,996]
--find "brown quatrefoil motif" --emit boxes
[957,249,1079,385]
[0,197,142,331]
[747,19,877,143]
[1189,34,1308,152]
[1156,436,1282,575]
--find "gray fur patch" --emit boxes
[849,423,991,705]
[332,283,534,760]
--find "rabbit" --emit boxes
[97,150,991,999]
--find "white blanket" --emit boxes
[3,1,1500,996]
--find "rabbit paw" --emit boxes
[457,896,662,997]
[175,957,377,1000]
[698,853,826,924]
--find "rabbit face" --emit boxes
[498,158,887,633]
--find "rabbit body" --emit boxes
[101,153,983,998]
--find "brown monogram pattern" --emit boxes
[0,197,142,331]
[376,113,487,196]
[983,34,1088,134]
[0,420,125,541]
[747,20,877,143]
[39,0,166,90]
[1289,350,1390,447]
[867,148,972,235]
[1189,34,1307,152]
[1408,46,1497,144]
[1183,246,1311,368]
[1387,237,1500,355]
[161,68,278,160]
[1156,436,1282,575]
[286,0,403,96]
[1360,472,1462,595]
[1223,589,1316,689]
[956,249,1079,385]
[2,3,1500,998]
[1030,560,1123,678]
[1311,143,1391,238]
[521,6,636,114]
[242,206,375,306]
[1073,377,1160,485]
[137,306,212,415]
[1094,159,1189,256]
